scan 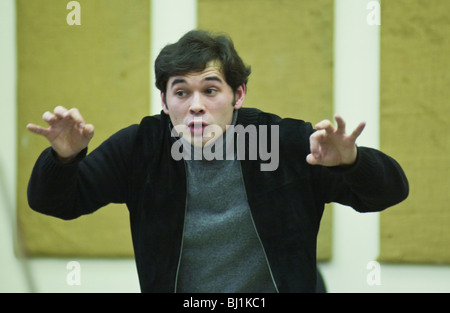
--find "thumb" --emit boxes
[82,124,95,140]
[306,153,319,165]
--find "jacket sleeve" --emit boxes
[314,146,409,212]
[27,124,139,220]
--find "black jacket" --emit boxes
[28,108,409,292]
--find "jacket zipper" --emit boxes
[239,161,280,293]
[173,161,188,293]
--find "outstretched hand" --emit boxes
[306,115,365,167]
[26,106,94,162]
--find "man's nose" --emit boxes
[189,92,205,115]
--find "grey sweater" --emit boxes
[176,154,277,293]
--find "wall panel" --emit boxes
[379,0,450,263]
[17,0,150,256]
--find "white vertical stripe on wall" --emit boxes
[318,0,381,292]
[0,0,30,292]
[150,0,197,115]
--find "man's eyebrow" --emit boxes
[204,76,223,84]
[170,78,187,88]
[169,75,223,89]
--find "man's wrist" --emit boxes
[56,154,77,164]
[341,145,359,166]
[51,148,87,164]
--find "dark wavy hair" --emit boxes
[154,30,251,95]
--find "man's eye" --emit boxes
[206,88,217,95]
[175,90,187,97]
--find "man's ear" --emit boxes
[161,92,169,115]
[234,84,246,110]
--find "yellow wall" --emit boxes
[17,0,150,256]
[379,0,450,263]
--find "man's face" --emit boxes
[162,61,245,147]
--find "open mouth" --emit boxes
[188,120,208,135]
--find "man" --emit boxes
[27,30,409,292]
